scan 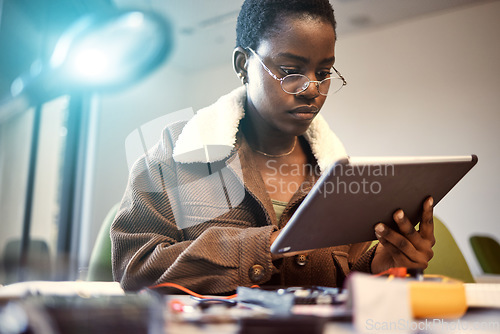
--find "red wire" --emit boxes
[149,282,260,299]
[374,267,408,277]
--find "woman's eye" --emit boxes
[281,67,301,75]
[317,70,333,80]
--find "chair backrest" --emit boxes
[87,203,120,281]
[470,235,500,274]
[2,239,51,284]
[425,216,475,283]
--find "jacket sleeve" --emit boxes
[111,148,278,294]
[350,242,377,273]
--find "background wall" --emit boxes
[84,1,500,276]
[325,1,500,275]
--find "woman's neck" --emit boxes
[241,116,297,157]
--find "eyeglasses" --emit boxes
[247,47,347,96]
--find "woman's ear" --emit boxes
[233,47,249,85]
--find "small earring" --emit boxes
[237,73,246,84]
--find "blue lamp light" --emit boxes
[10,10,172,102]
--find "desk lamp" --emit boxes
[1,9,173,281]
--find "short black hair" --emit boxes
[236,0,337,50]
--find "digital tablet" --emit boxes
[270,155,478,254]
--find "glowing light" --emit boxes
[10,10,173,97]
[125,12,144,28]
[69,48,112,82]
[55,11,168,88]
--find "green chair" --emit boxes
[425,216,475,283]
[470,235,500,274]
[87,203,120,281]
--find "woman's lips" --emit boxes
[289,106,319,121]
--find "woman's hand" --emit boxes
[371,197,435,274]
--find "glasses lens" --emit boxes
[320,77,344,96]
[281,74,309,94]
[281,75,345,95]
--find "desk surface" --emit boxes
[165,295,500,334]
[165,309,500,334]
[1,281,499,334]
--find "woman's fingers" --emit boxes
[375,223,428,265]
[419,197,435,246]
[371,197,436,273]
[375,236,427,269]
[393,209,420,244]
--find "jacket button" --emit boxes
[249,264,265,282]
[295,254,308,266]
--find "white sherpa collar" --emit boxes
[172,86,348,172]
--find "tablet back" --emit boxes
[271,155,478,254]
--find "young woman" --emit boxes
[111,0,435,293]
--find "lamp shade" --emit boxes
[10,10,173,102]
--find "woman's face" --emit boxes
[245,15,337,136]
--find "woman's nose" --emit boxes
[298,81,320,99]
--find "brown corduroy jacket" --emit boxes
[111,87,375,293]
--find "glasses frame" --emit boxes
[246,47,347,96]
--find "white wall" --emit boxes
[325,1,500,275]
[85,1,500,276]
